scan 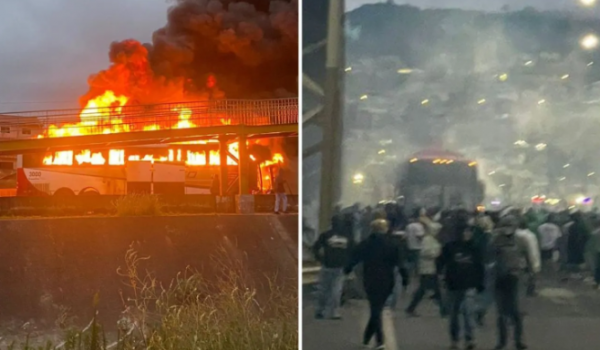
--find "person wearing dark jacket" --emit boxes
[312,215,353,319]
[386,223,410,309]
[274,170,287,214]
[438,218,485,350]
[492,213,531,350]
[344,219,409,349]
[567,211,590,275]
[473,215,496,326]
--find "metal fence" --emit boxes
[0,98,298,138]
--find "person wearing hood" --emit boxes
[515,219,541,297]
[405,218,445,317]
[344,219,409,349]
[491,214,532,350]
[312,215,353,320]
[437,217,485,350]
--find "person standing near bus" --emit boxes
[274,169,287,214]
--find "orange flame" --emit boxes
[75,150,106,165]
[43,151,74,166]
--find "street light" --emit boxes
[353,173,364,184]
[580,0,596,7]
[580,34,599,50]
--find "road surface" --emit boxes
[303,274,600,350]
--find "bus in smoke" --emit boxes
[395,148,484,212]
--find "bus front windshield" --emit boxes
[401,160,478,209]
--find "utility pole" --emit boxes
[318,0,345,232]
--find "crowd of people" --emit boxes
[311,203,600,350]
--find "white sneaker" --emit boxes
[374,345,385,350]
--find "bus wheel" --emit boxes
[79,187,100,196]
[54,188,76,196]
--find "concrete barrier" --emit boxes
[0,214,298,327]
[0,194,299,215]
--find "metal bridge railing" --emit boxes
[0,98,298,138]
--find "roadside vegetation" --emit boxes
[1,246,297,350]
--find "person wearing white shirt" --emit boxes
[406,216,426,276]
[537,216,562,272]
[516,221,541,297]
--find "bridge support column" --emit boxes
[318,0,344,232]
[238,134,249,195]
[219,137,229,196]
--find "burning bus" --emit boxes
[395,148,485,212]
[2,90,296,197]
[16,142,286,196]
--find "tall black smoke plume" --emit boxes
[81,0,297,106]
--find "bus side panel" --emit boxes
[20,168,126,195]
[125,162,185,195]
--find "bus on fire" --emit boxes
[16,144,282,196]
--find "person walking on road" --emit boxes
[588,217,600,290]
[406,211,426,276]
[492,213,532,350]
[516,219,541,297]
[273,169,287,214]
[386,224,410,310]
[437,217,485,350]
[537,214,562,274]
[566,211,591,280]
[405,223,445,317]
[344,219,409,349]
[312,215,353,320]
[474,215,496,326]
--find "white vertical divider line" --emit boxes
[297,0,304,349]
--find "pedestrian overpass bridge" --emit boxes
[0,98,298,155]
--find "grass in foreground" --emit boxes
[3,246,297,350]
